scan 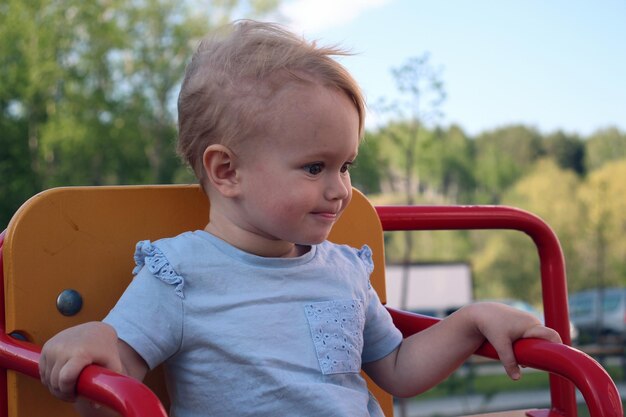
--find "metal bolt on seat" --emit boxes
[56,289,83,316]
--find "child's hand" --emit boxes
[468,302,562,380]
[39,322,124,402]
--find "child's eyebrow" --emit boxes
[301,152,358,162]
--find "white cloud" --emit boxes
[279,0,392,34]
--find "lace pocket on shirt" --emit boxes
[304,299,365,375]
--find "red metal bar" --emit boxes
[0,231,167,417]
[376,205,577,416]
[388,308,623,417]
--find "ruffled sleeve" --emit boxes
[356,245,374,275]
[357,245,375,289]
[133,240,185,298]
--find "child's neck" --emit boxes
[203,222,310,258]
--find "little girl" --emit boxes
[39,20,561,417]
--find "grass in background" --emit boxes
[413,362,623,402]
[414,365,549,401]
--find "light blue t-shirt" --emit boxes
[104,231,403,417]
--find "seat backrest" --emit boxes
[2,185,391,416]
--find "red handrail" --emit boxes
[389,308,623,417]
[376,205,578,415]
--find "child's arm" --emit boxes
[362,302,561,398]
[39,321,149,416]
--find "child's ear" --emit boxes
[202,144,241,197]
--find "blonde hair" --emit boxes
[177,20,365,179]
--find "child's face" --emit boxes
[234,83,360,252]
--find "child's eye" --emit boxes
[340,162,354,173]
[303,163,324,175]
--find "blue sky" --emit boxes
[276,0,626,136]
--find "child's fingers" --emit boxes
[523,324,562,344]
[39,351,59,391]
[494,325,560,381]
[48,359,77,402]
[56,357,89,399]
[502,362,521,381]
[100,351,125,375]
[491,339,521,381]
[39,340,62,385]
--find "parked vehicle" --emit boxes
[568,287,626,343]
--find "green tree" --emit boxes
[428,125,476,203]
[0,0,71,226]
[543,130,585,175]
[0,0,278,228]
[350,133,385,194]
[584,127,626,172]
[474,125,543,203]
[0,116,39,229]
[376,54,446,205]
[577,160,626,291]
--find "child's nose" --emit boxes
[325,174,350,200]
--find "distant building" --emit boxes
[385,263,473,315]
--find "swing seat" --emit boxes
[0,185,622,417]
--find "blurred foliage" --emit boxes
[350,132,385,194]
[584,127,626,172]
[0,0,277,228]
[473,125,543,204]
[544,130,585,174]
[372,127,626,302]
